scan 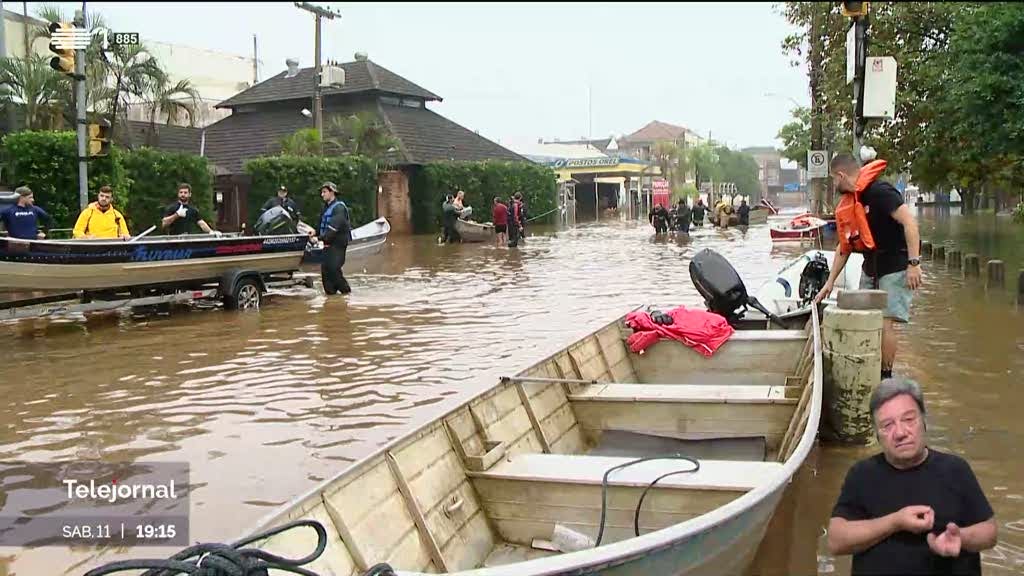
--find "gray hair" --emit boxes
[870,377,926,425]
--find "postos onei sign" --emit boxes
[550,157,620,169]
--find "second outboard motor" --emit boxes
[254,205,298,236]
[798,252,831,306]
[689,248,784,327]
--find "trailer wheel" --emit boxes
[225,277,261,310]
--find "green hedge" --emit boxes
[1,131,127,228]
[0,131,211,232]
[119,148,213,232]
[409,160,558,233]
[243,155,377,228]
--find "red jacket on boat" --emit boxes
[624,306,735,357]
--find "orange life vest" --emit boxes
[836,159,887,254]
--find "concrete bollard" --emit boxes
[964,254,980,278]
[933,245,946,262]
[921,241,933,258]
[987,260,1005,288]
[1019,270,1024,305]
[947,248,962,269]
[821,292,886,445]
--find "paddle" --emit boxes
[128,225,156,243]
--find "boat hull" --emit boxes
[301,217,391,266]
[0,234,308,291]
[769,225,824,241]
[455,219,495,243]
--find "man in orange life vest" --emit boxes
[815,153,922,379]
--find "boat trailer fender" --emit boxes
[219,270,266,296]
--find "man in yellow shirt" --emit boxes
[73,185,131,239]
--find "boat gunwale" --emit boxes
[240,305,824,575]
[0,232,311,249]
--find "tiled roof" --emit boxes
[216,59,441,109]
[378,103,524,165]
[622,120,691,143]
[116,121,203,155]
[201,100,524,174]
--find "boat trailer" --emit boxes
[0,270,317,322]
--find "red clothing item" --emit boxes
[493,202,509,226]
[624,306,735,357]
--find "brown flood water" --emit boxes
[0,212,1021,575]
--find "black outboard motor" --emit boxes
[254,205,298,236]
[798,252,831,306]
[689,248,785,327]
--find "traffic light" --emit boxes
[87,123,111,157]
[48,22,76,76]
[840,1,869,17]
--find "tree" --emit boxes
[689,143,721,188]
[146,73,201,131]
[0,55,66,130]
[98,42,164,143]
[326,112,399,161]
[277,128,323,157]
[715,147,762,201]
[777,106,811,169]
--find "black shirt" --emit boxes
[163,202,202,235]
[861,180,908,277]
[832,449,994,576]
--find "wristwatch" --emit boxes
[908,257,921,267]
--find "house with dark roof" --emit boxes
[200,56,524,233]
[618,121,706,162]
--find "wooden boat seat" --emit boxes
[470,453,783,492]
[567,384,797,404]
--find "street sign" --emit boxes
[863,56,897,119]
[846,24,856,84]
[807,150,828,179]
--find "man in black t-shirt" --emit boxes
[161,183,219,236]
[815,153,922,379]
[828,378,997,575]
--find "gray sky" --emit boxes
[25,2,809,152]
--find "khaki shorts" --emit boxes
[860,270,913,323]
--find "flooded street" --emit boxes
[1,212,1022,575]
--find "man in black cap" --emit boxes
[259,184,302,222]
[312,181,352,295]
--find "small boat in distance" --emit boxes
[769,213,828,241]
[455,218,495,243]
[753,249,864,322]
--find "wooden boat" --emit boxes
[753,249,864,321]
[301,217,391,266]
[455,218,495,243]
[221,307,822,575]
[0,232,309,291]
[769,213,827,241]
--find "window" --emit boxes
[380,96,400,106]
[401,98,423,108]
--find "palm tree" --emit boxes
[145,71,201,132]
[277,128,322,156]
[327,112,399,160]
[0,55,67,129]
[97,42,164,142]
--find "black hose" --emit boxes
[594,455,700,547]
[362,564,397,576]
[82,519,328,576]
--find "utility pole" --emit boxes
[74,9,88,210]
[294,2,340,146]
[252,34,258,84]
[808,4,825,216]
[851,15,868,164]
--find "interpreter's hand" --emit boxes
[813,280,835,304]
[927,523,962,557]
[906,265,922,290]
[176,205,188,218]
[894,505,935,534]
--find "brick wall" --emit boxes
[377,170,412,235]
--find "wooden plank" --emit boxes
[633,337,806,382]
[469,453,782,491]
[386,452,449,572]
[321,494,370,573]
[568,384,798,404]
[515,382,552,453]
[778,375,813,462]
